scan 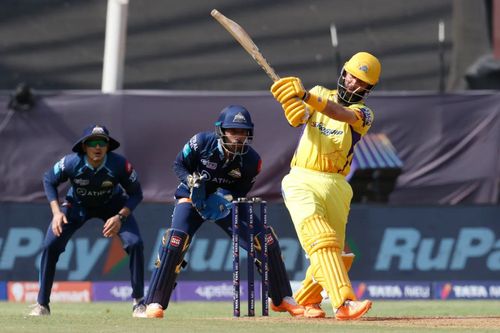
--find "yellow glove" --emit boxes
[282,98,310,127]
[270,77,307,103]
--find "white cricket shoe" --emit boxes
[132,301,147,318]
[29,303,50,316]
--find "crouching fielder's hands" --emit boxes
[103,215,122,238]
[51,211,68,237]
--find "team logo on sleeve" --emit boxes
[359,107,373,127]
[228,168,242,178]
[189,135,199,151]
[129,170,138,182]
[53,157,66,175]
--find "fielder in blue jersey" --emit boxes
[29,125,146,318]
[143,105,304,318]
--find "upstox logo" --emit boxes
[375,227,500,271]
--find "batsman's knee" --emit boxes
[299,214,340,256]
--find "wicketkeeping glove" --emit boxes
[188,172,207,211]
[187,172,205,189]
[197,188,234,221]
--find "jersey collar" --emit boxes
[84,155,107,172]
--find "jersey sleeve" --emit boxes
[173,133,202,185]
[43,155,70,203]
[348,104,374,135]
[119,159,143,211]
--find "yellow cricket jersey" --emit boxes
[290,86,374,175]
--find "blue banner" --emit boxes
[1,203,499,282]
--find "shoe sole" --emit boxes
[270,304,305,317]
[303,305,326,319]
[304,312,326,318]
[28,313,50,316]
[146,310,164,319]
[335,302,372,321]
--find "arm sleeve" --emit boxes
[120,160,143,211]
[43,156,69,202]
[173,134,201,184]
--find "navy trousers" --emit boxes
[37,197,144,305]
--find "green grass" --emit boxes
[2,301,500,333]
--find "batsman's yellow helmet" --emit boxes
[344,52,381,86]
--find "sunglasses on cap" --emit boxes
[84,139,109,147]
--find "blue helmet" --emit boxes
[214,105,254,156]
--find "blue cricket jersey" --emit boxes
[43,152,143,210]
[173,131,262,199]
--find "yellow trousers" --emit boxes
[282,167,354,308]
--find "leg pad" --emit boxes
[145,229,189,309]
[298,215,355,308]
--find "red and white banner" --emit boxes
[8,281,92,303]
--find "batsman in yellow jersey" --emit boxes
[270,52,381,320]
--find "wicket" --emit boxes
[232,197,269,317]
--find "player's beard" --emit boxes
[221,138,248,159]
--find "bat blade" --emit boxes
[211,9,280,82]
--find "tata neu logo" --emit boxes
[8,281,91,302]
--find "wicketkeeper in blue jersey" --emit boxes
[29,125,147,318]
[143,105,304,318]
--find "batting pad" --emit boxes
[299,214,356,308]
[293,265,323,306]
[295,252,356,306]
